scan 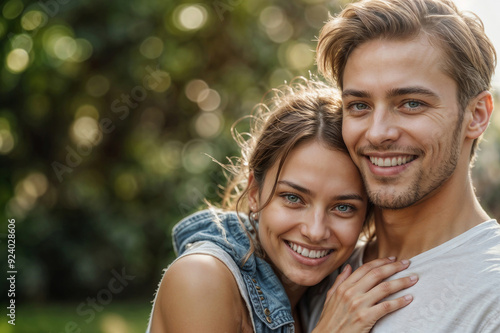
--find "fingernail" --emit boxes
[410,275,418,282]
[401,259,410,265]
[388,256,396,261]
[342,264,350,273]
[404,294,413,301]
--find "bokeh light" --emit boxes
[285,42,315,70]
[159,141,184,170]
[2,0,24,20]
[140,36,164,59]
[260,6,293,43]
[174,4,208,31]
[21,10,47,31]
[305,5,330,28]
[6,48,30,73]
[54,36,78,60]
[260,6,285,30]
[42,25,93,64]
[182,140,216,174]
[86,75,110,97]
[269,68,293,87]
[43,25,74,57]
[70,116,102,146]
[194,111,223,138]
[75,104,100,120]
[185,79,209,102]
[144,69,171,92]
[197,88,221,111]
[10,33,34,53]
[71,38,93,62]
[8,172,49,218]
[0,129,15,154]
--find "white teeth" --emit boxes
[287,241,330,259]
[370,155,414,167]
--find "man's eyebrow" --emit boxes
[342,87,439,99]
[342,89,371,99]
[387,87,439,98]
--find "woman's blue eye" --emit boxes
[336,204,352,212]
[285,194,300,203]
[353,103,368,110]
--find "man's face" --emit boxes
[341,35,466,209]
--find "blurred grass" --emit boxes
[0,300,151,333]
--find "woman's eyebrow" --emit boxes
[333,194,365,202]
[277,180,311,195]
[277,180,364,201]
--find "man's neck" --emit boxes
[365,177,490,262]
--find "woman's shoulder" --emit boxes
[165,254,240,295]
[151,253,249,332]
[173,208,252,256]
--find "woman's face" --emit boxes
[249,140,367,288]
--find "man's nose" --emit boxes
[365,108,400,145]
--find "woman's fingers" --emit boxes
[352,259,412,293]
[339,258,411,295]
[326,264,352,302]
[365,292,415,324]
[314,258,417,333]
[353,273,418,313]
[342,257,397,286]
[333,259,416,312]
[366,274,418,303]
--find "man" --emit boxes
[309,0,500,331]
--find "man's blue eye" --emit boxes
[406,101,421,108]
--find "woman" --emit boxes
[147,79,417,332]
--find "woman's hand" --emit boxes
[312,257,418,333]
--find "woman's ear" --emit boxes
[247,171,259,211]
[466,91,493,139]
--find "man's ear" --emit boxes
[465,91,493,139]
[247,171,259,211]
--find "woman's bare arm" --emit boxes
[150,254,247,333]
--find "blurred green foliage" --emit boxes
[0,0,499,328]
[0,0,354,306]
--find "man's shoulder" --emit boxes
[463,219,500,252]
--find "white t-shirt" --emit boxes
[305,219,500,333]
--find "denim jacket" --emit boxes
[173,209,295,332]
